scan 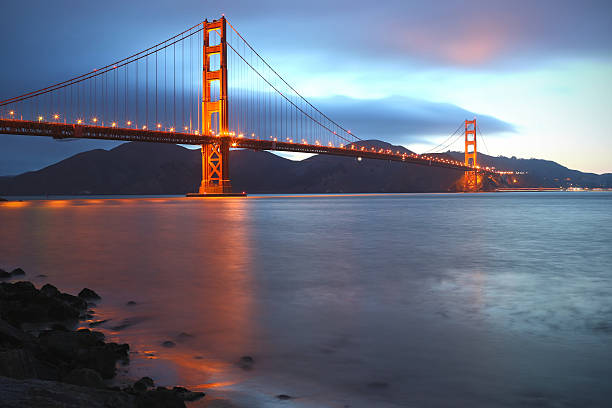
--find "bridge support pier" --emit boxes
[187,140,245,197]
[198,140,232,194]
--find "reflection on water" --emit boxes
[1,192,612,407]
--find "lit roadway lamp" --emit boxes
[38,116,43,122]
[9,110,14,116]
[92,117,98,124]
[126,120,132,126]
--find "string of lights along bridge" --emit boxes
[0,16,512,195]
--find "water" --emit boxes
[1,192,611,407]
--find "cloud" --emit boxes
[312,95,515,144]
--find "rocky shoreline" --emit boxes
[0,268,205,407]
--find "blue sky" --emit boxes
[1,0,611,174]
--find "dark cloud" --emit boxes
[313,95,515,144]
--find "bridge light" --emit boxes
[170,127,175,132]
[142,125,147,129]
[238,133,244,138]
[251,133,255,137]
[38,116,43,122]
[231,142,237,147]
[184,126,188,131]
[92,117,98,123]
[195,130,199,135]
[157,123,162,128]
[9,110,14,116]
[111,122,116,127]
[77,119,82,124]
[53,114,59,120]
[127,120,132,126]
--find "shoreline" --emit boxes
[0,269,206,407]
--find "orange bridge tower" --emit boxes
[464,119,478,191]
[190,17,242,196]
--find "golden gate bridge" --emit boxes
[0,17,511,195]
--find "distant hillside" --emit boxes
[0,141,609,195]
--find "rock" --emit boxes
[0,376,135,408]
[173,386,205,401]
[89,319,110,327]
[0,349,40,379]
[0,269,10,278]
[239,355,254,370]
[62,367,105,388]
[11,268,25,276]
[38,329,128,379]
[135,387,186,408]
[126,301,137,306]
[0,348,59,381]
[78,288,101,300]
[40,283,60,297]
[162,340,176,348]
[240,356,254,363]
[0,318,36,347]
[277,394,292,400]
[133,376,155,393]
[36,274,48,278]
[0,281,87,327]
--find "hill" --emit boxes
[0,141,609,195]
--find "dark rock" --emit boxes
[173,386,205,401]
[240,356,254,363]
[62,367,105,388]
[0,348,59,381]
[36,274,48,278]
[78,288,101,300]
[0,269,10,278]
[0,376,135,408]
[40,283,60,297]
[57,292,88,310]
[50,323,69,331]
[135,386,186,408]
[239,355,254,370]
[89,319,110,327]
[162,340,176,348]
[277,394,292,400]
[11,268,25,276]
[0,318,36,347]
[133,376,155,393]
[126,301,137,306]
[38,329,128,379]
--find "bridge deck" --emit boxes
[0,119,494,174]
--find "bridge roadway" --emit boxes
[0,119,493,174]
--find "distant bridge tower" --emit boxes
[197,17,233,195]
[464,119,478,190]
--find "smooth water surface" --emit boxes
[1,192,611,407]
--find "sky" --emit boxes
[1,0,611,175]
